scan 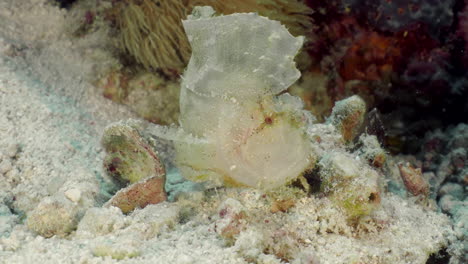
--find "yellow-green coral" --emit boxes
[318,152,381,221]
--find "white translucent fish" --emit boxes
[159,7,314,189]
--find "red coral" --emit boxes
[339,32,401,82]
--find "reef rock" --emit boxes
[102,122,165,186]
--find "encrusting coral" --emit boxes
[318,152,381,220]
